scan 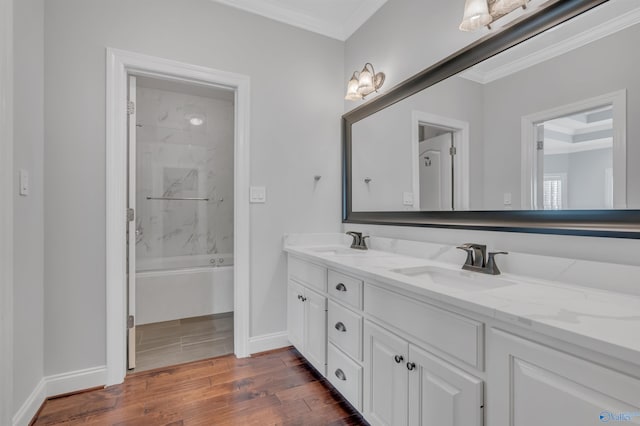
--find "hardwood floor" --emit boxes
[33,347,367,425]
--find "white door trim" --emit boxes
[521,90,627,210]
[0,0,14,421]
[411,111,470,211]
[105,48,251,386]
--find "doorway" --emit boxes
[126,75,236,372]
[411,111,470,211]
[521,90,627,210]
[106,49,251,385]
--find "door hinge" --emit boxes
[128,315,135,329]
[127,208,135,221]
[127,101,135,115]
[449,146,457,156]
[537,140,544,150]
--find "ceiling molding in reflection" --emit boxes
[460,7,640,84]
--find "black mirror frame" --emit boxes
[342,0,640,239]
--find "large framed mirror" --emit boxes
[343,0,640,238]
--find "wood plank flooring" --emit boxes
[132,313,234,373]
[33,347,368,425]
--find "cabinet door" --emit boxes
[488,328,640,426]
[304,287,327,375]
[408,345,483,426]
[287,280,305,351]
[364,321,410,426]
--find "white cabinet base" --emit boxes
[488,328,640,426]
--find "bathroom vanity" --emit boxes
[284,235,640,426]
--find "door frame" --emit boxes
[0,0,13,420]
[411,111,470,211]
[105,48,251,385]
[521,90,627,210]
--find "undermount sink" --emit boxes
[308,247,369,256]
[390,265,516,292]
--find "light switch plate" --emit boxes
[19,169,29,196]
[403,191,414,206]
[503,192,512,205]
[250,186,266,203]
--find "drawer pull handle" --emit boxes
[394,355,404,364]
[334,322,347,332]
[406,362,416,371]
[335,369,347,381]
[335,283,347,292]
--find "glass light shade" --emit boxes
[345,74,362,100]
[459,0,492,31]
[356,66,375,95]
[491,0,527,15]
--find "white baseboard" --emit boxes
[45,365,106,397]
[248,331,290,354]
[12,378,46,426]
[12,366,107,426]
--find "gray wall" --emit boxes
[483,24,640,209]
[44,0,343,375]
[344,0,640,265]
[13,0,44,413]
[567,148,613,209]
[351,76,484,211]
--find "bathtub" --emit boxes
[135,254,234,325]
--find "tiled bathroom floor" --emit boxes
[130,312,234,373]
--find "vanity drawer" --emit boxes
[328,270,363,309]
[328,300,363,361]
[327,343,362,411]
[365,284,484,370]
[288,256,327,292]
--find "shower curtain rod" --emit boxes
[146,196,210,201]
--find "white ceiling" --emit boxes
[209,0,388,41]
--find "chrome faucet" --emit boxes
[456,243,508,275]
[346,231,369,250]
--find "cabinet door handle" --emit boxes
[335,369,347,381]
[335,283,347,292]
[334,322,347,332]
[406,362,416,371]
[301,296,307,302]
[297,294,303,301]
[394,355,404,364]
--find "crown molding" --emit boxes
[210,0,386,41]
[460,7,640,84]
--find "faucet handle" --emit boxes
[345,231,362,248]
[456,245,474,266]
[361,235,370,249]
[486,251,508,275]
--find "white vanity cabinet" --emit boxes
[488,328,640,426]
[363,319,483,426]
[285,247,640,426]
[287,257,327,375]
[326,270,365,411]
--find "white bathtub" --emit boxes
[135,254,234,325]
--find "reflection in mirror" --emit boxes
[538,104,615,210]
[350,0,638,213]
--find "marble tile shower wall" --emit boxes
[135,86,234,262]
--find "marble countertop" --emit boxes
[284,235,640,367]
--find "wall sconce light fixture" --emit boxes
[345,63,385,101]
[459,0,528,32]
